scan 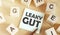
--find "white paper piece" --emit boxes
[56,26,60,33]
[21,0,32,7]
[6,24,18,35]
[46,3,56,13]
[0,13,6,23]
[45,27,57,35]
[33,0,45,7]
[10,7,20,17]
[47,14,57,24]
[19,8,44,34]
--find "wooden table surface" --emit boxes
[0,0,60,35]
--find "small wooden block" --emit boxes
[10,6,20,17]
[33,0,45,7]
[45,27,57,35]
[47,14,57,24]
[0,13,6,23]
[21,0,32,7]
[6,24,18,35]
[46,2,56,13]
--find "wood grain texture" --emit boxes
[0,0,60,35]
